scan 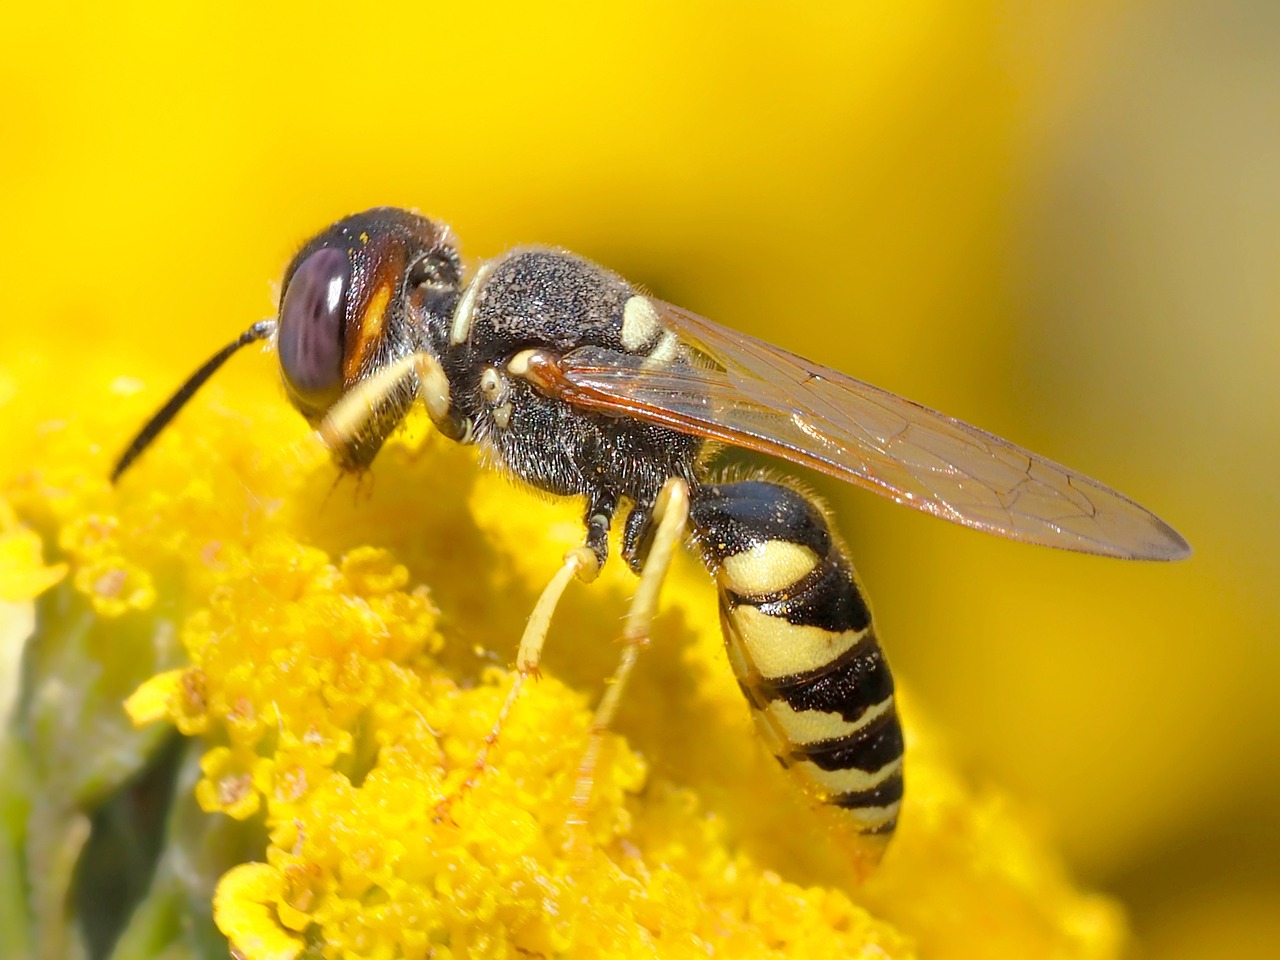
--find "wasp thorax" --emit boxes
[278,246,350,416]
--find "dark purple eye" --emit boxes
[278,247,351,413]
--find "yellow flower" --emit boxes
[3,374,1125,959]
[0,499,66,603]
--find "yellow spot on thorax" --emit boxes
[621,296,662,350]
[451,261,495,345]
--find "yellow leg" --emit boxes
[319,362,690,829]
[570,478,690,819]
[434,544,600,821]
[316,354,413,451]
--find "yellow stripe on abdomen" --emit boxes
[728,605,868,679]
[762,695,895,747]
[690,480,905,850]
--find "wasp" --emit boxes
[113,208,1189,860]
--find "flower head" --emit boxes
[3,365,1125,958]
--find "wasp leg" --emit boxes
[434,541,603,822]
[620,500,654,574]
[569,477,690,820]
[583,490,618,568]
[438,490,621,820]
[316,352,409,443]
[316,351,463,468]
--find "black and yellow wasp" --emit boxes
[113,208,1189,863]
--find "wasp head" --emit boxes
[277,207,461,424]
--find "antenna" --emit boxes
[111,320,277,482]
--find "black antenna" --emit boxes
[111,320,277,483]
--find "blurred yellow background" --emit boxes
[2,1,1276,957]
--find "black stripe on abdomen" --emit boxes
[690,480,904,845]
[727,552,872,633]
[758,633,895,724]
[793,703,903,773]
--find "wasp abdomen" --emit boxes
[689,480,903,840]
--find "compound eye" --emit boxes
[278,247,351,412]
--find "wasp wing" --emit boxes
[554,300,1189,560]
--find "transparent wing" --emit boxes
[552,300,1189,560]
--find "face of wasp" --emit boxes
[277,208,462,423]
[272,208,471,471]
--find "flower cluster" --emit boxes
[1,370,1125,959]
